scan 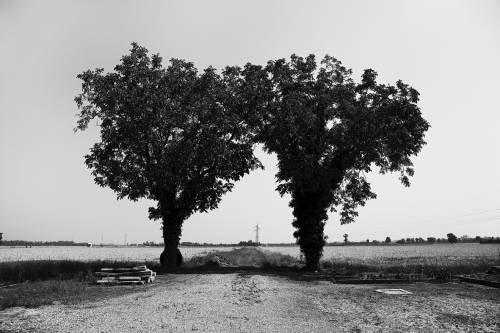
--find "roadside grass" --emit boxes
[321,256,499,280]
[183,247,499,279]
[0,260,160,310]
[0,280,88,310]
[0,280,151,310]
[0,260,160,283]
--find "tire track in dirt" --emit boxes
[230,273,263,305]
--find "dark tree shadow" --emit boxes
[156,265,333,282]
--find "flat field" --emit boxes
[0,244,498,263]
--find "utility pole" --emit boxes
[255,224,260,245]
[124,233,128,246]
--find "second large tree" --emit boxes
[234,55,430,270]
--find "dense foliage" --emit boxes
[447,233,458,244]
[75,44,261,269]
[75,44,430,270]
[232,55,430,270]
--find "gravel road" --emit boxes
[1,273,499,332]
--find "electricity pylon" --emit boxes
[255,224,260,244]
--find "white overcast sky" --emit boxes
[0,0,499,244]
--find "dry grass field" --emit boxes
[1,243,498,262]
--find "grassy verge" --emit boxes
[0,260,162,310]
[321,256,499,280]
[1,280,88,310]
[184,247,499,279]
[0,260,161,283]
[0,280,151,310]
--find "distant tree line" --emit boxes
[0,240,89,246]
[140,241,263,247]
[395,237,431,244]
[478,237,500,244]
[2,237,499,247]
[237,240,260,246]
[322,233,500,245]
[181,235,500,246]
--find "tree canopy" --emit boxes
[75,43,261,269]
[232,54,430,269]
[447,233,458,244]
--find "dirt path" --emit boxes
[1,273,499,332]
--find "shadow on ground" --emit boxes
[163,265,331,282]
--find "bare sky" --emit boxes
[1,0,499,244]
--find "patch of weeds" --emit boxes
[184,247,301,269]
[0,279,148,310]
[0,280,87,310]
[436,312,478,326]
[320,256,500,280]
[0,260,161,283]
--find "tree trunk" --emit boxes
[159,203,183,271]
[291,189,330,271]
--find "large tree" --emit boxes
[232,55,430,270]
[75,43,261,270]
[447,233,458,244]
